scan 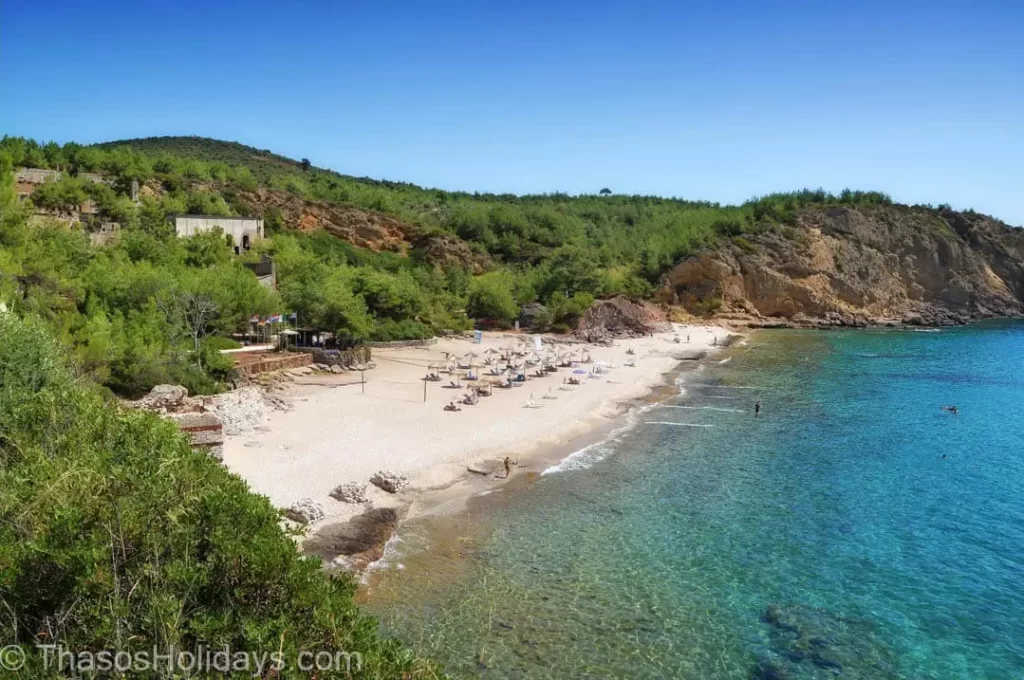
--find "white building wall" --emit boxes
[173,216,264,247]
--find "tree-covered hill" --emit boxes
[97,136,322,185]
[3,133,1015,399]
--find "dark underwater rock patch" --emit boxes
[755,603,902,679]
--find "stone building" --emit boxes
[89,221,120,246]
[172,215,264,254]
[15,167,62,199]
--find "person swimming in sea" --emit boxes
[941,405,959,415]
[754,400,761,417]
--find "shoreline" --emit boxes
[395,359,692,526]
[354,340,745,600]
[220,325,737,570]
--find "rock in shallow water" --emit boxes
[758,603,900,679]
[303,507,400,573]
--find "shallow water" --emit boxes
[365,323,1024,679]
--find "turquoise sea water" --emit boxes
[366,323,1024,679]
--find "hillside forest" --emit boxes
[1,134,900,397]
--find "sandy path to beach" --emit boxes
[222,324,724,525]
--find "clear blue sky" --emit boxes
[2,0,1022,223]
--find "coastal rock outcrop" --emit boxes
[369,470,409,494]
[303,507,400,573]
[576,297,670,342]
[662,205,1024,327]
[330,482,369,504]
[285,498,325,524]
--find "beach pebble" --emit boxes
[369,470,409,494]
[330,482,369,503]
[284,498,324,524]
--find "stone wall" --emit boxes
[363,337,437,349]
[16,168,62,184]
[234,352,313,377]
[312,346,372,367]
[167,412,224,461]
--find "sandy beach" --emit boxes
[222,324,728,530]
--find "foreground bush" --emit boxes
[0,315,442,678]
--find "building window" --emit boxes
[242,234,250,250]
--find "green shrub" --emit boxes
[712,218,743,237]
[467,271,518,327]
[0,315,443,679]
[203,335,242,351]
[546,292,594,331]
[692,295,723,317]
[732,236,757,253]
[371,318,433,342]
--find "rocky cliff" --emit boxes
[662,205,1024,327]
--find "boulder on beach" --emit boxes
[518,302,549,330]
[369,470,408,494]
[330,482,369,504]
[284,498,325,524]
[131,384,192,412]
[576,296,670,342]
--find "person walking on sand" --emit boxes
[754,400,761,417]
[503,456,513,479]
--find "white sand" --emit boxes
[222,324,726,525]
